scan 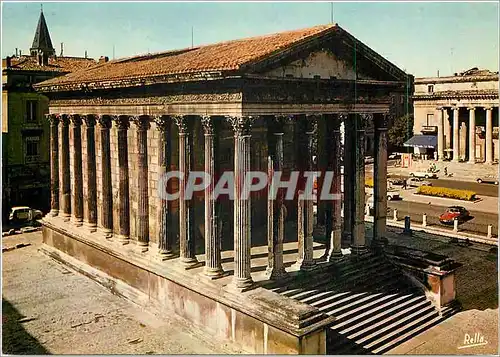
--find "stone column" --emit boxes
[154,115,175,259]
[60,115,71,221]
[468,107,476,164]
[174,115,199,268]
[83,115,97,232]
[485,107,493,164]
[98,116,113,237]
[47,114,59,216]
[113,116,131,244]
[294,115,316,271]
[352,113,368,254]
[373,113,389,246]
[227,115,254,290]
[135,116,150,251]
[452,107,460,162]
[436,107,445,161]
[266,115,288,279]
[342,114,355,243]
[444,110,451,153]
[326,114,343,260]
[70,115,84,226]
[201,115,224,278]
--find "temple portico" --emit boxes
[35,24,416,354]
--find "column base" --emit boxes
[136,241,149,253]
[99,227,113,239]
[84,221,97,233]
[49,209,59,217]
[61,213,71,222]
[226,277,254,292]
[179,257,202,270]
[350,244,369,255]
[468,160,476,164]
[157,249,176,261]
[203,266,225,279]
[327,251,344,262]
[115,234,130,245]
[265,266,288,281]
[293,259,316,272]
[71,217,83,227]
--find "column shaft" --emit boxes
[70,115,84,226]
[294,115,315,270]
[468,108,476,163]
[155,116,175,258]
[48,115,59,216]
[486,108,493,164]
[98,116,113,237]
[342,116,355,243]
[327,114,343,260]
[84,115,97,231]
[437,108,445,161]
[228,116,254,290]
[202,116,223,277]
[60,116,71,221]
[266,116,288,279]
[136,117,150,250]
[175,116,198,267]
[352,114,368,253]
[453,107,460,162]
[114,116,130,243]
[373,113,389,246]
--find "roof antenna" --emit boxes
[191,26,194,48]
[113,44,115,59]
[330,2,334,24]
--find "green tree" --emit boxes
[388,114,414,149]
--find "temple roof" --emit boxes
[5,55,97,73]
[34,24,408,91]
[30,10,55,56]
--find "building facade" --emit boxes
[411,68,499,163]
[2,9,97,218]
[34,24,458,354]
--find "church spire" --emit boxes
[30,7,55,57]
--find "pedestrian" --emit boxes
[402,179,407,190]
[444,167,448,176]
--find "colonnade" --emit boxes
[436,106,496,163]
[46,112,390,291]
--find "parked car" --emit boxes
[388,153,401,160]
[388,178,406,186]
[409,171,438,179]
[365,187,400,201]
[8,206,43,224]
[439,206,470,225]
[476,175,499,185]
[406,177,432,187]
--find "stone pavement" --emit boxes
[2,232,243,355]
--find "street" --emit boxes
[388,200,498,237]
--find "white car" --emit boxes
[409,171,438,179]
[8,206,43,222]
[365,187,400,201]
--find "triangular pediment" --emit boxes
[244,25,407,82]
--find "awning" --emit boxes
[403,135,437,148]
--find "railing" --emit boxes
[25,155,40,164]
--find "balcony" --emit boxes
[25,155,40,164]
[420,126,437,134]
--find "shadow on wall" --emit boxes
[2,298,50,354]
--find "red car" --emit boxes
[439,206,470,225]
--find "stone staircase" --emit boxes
[268,253,460,355]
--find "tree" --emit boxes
[388,114,414,150]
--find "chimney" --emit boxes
[15,48,18,57]
[437,70,440,77]
[99,56,109,63]
[85,50,88,59]
[5,56,12,68]
[19,50,22,57]
[60,43,64,57]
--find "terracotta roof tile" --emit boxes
[37,24,335,87]
[7,55,98,73]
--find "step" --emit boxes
[333,294,424,333]
[352,301,435,345]
[366,308,440,351]
[289,260,392,301]
[373,313,446,354]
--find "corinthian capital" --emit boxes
[133,116,151,131]
[201,115,215,135]
[172,115,188,134]
[153,115,170,132]
[112,115,130,130]
[46,114,59,126]
[226,115,254,136]
[97,115,112,129]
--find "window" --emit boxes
[25,136,40,163]
[428,85,434,93]
[26,100,37,122]
[426,114,434,126]
[313,75,321,79]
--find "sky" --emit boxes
[1,1,498,77]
